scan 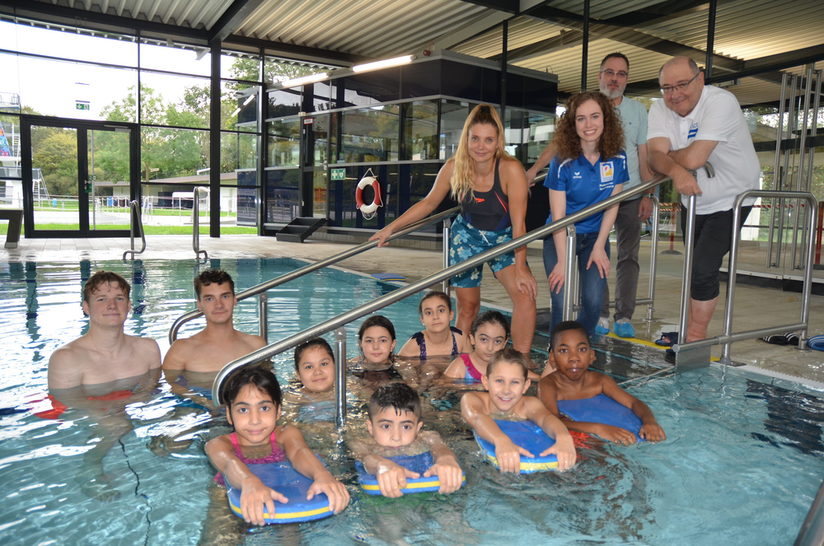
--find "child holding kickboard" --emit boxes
[461,347,577,472]
[538,320,666,444]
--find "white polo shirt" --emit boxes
[648,85,760,215]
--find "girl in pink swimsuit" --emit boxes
[205,366,350,527]
[443,310,510,382]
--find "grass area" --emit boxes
[33,205,237,218]
[0,223,256,235]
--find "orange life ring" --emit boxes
[355,175,382,216]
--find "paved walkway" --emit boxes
[3,232,823,386]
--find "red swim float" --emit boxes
[355,175,382,217]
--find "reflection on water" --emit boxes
[0,259,822,544]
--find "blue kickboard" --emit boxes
[227,460,333,524]
[557,394,644,441]
[356,451,465,495]
[474,419,558,473]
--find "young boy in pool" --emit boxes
[538,320,666,444]
[461,347,576,472]
[398,291,465,360]
[204,365,349,530]
[349,382,464,498]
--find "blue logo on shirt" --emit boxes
[688,122,698,140]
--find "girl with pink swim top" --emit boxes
[204,366,349,527]
[443,310,510,382]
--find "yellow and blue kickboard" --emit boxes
[474,419,558,473]
[356,451,465,495]
[558,394,644,442]
[227,461,334,524]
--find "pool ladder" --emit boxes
[123,200,146,260]
[193,186,208,262]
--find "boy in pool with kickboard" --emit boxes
[538,320,666,444]
[461,347,577,472]
[350,382,464,497]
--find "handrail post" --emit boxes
[720,198,745,364]
[258,293,268,343]
[193,186,208,262]
[123,199,146,260]
[442,217,452,295]
[678,195,697,344]
[646,196,660,321]
[334,328,347,428]
[563,225,576,321]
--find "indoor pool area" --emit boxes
[0,253,822,545]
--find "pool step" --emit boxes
[276,217,328,243]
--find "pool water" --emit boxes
[0,258,821,545]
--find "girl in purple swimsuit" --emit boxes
[205,366,349,527]
[443,311,510,382]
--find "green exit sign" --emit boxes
[75,100,90,111]
[330,168,346,181]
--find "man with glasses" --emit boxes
[648,56,759,345]
[526,52,653,339]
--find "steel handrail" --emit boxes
[673,190,817,361]
[211,177,669,403]
[122,200,146,260]
[168,206,461,344]
[193,186,208,261]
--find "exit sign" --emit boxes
[75,100,90,111]
[330,168,346,181]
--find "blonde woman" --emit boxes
[371,104,537,354]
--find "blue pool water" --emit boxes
[0,258,822,545]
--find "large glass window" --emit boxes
[267,117,301,167]
[141,127,209,181]
[221,132,257,172]
[0,19,137,65]
[140,71,210,128]
[307,113,332,166]
[440,100,475,159]
[139,40,210,76]
[268,89,302,118]
[403,100,439,160]
[341,105,400,162]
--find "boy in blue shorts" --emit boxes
[349,382,463,498]
[538,320,666,444]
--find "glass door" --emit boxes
[22,116,137,237]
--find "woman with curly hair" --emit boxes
[371,104,537,355]
[543,91,628,337]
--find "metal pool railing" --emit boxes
[210,177,670,421]
[192,186,209,262]
[122,200,146,260]
[167,206,461,345]
[671,190,818,368]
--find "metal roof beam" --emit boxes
[459,0,519,14]
[207,0,266,43]
[431,10,513,50]
[225,34,362,66]
[0,0,210,43]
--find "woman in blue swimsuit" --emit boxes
[371,105,537,355]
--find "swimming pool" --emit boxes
[0,258,821,545]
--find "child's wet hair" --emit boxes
[358,315,396,341]
[294,337,334,372]
[486,347,529,379]
[470,310,510,338]
[222,365,282,409]
[367,382,422,420]
[550,320,590,350]
[419,290,452,314]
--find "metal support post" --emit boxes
[334,328,347,429]
[442,217,451,295]
[258,293,268,344]
[563,225,576,321]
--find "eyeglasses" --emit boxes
[660,72,700,95]
[600,69,628,78]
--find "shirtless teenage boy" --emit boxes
[47,270,161,499]
[153,269,267,454]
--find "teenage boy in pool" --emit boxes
[153,269,267,454]
[349,382,464,498]
[461,347,577,472]
[47,270,162,499]
[538,320,666,444]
